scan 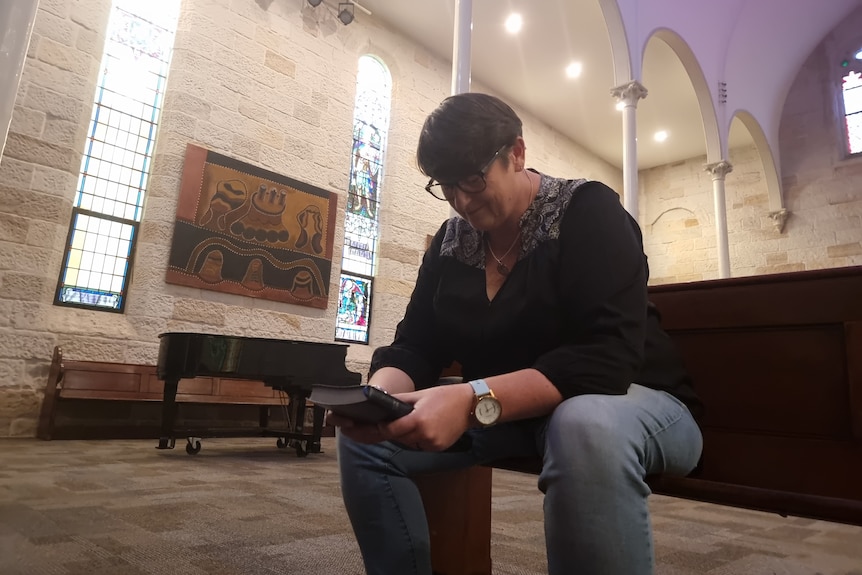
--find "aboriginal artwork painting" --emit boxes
[165,144,337,309]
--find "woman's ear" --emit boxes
[511,136,527,171]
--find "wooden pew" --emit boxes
[418,266,862,575]
[37,345,297,441]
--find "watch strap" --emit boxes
[468,379,491,397]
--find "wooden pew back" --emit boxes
[649,265,862,522]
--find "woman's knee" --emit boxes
[542,394,646,479]
[541,388,702,485]
[550,394,640,448]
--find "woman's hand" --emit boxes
[381,383,475,451]
[328,366,419,444]
[328,383,475,451]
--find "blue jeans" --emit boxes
[337,384,703,575]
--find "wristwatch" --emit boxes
[468,379,502,427]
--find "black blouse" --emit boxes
[370,173,702,418]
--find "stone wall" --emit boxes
[0,0,621,436]
[0,0,112,437]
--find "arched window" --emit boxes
[54,0,181,311]
[841,51,862,155]
[842,70,862,154]
[335,56,392,343]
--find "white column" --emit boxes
[0,0,40,161]
[448,0,472,218]
[610,81,648,220]
[705,160,733,279]
[451,0,472,95]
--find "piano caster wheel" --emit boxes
[276,437,288,449]
[295,441,308,458]
[185,439,201,455]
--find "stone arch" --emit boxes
[596,0,632,86]
[647,205,710,232]
[643,28,722,164]
[730,109,785,217]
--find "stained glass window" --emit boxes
[335,56,392,344]
[335,274,373,342]
[843,70,862,155]
[55,0,180,312]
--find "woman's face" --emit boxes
[449,140,526,233]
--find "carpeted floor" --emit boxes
[0,437,860,575]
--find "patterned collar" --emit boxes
[439,171,588,269]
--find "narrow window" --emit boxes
[335,56,392,343]
[842,69,862,155]
[54,0,180,312]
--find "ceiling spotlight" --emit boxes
[565,61,582,79]
[307,0,322,6]
[654,130,669,143]
[615,101,625,111]
[505,13,522,34]
[338,2,355,25]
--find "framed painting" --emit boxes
[165,144,338,309]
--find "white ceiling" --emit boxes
[356,0,754,170]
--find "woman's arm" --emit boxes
[367,222,451,389]
[367,366,416,394]
[531,181,648,399]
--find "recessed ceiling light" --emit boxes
[565,62,582,79]
[855,49,862,60]
[615,101,625,111]
[654,130,669,142]
[505,13,522,34]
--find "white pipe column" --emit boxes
[0,0,40,161]
[451,0,472,95]
[610,81,648,220]
[705,160,733,278]
[448,0,472,218]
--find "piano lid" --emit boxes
[157,332,361,388]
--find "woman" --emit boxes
[332,92,703,575]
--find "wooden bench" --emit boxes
[37,345,299,441]
[417,266,862,575]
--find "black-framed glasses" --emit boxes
[425,145,508,201]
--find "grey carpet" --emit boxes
[0,438,859,574]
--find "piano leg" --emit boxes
[259,405,270,429]
[157,377,179,450]
[308,404,325,454]
[290,394,309,457]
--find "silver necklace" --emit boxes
[485,171,536,276]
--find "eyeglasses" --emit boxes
[425,145,508,201]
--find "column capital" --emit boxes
[705,160,733,180]
[768,208,790,233]
[610,81,648,107]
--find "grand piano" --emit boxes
[156,332,362,455]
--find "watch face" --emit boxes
[475,397,502,425]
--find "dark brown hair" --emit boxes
[416,92,523,183]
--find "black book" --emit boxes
[309,384,414,423]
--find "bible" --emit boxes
[309,384,414,423]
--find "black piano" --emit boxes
[156,332,361,455]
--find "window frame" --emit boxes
[53,0,178,313]
[334,54,392,345]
